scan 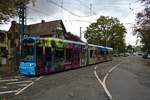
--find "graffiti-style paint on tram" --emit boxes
[19,36,113,75]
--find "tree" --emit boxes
[84,16,126,52]
[0,0,31,24]
[127,45,133,53]
[134,0,150,51]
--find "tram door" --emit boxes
[53,48,64,72]
[36,46,45,75]
[73,48,80,68]
[45,47,52,73]
[80,46,86,66]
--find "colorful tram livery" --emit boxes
[19,36,113,75]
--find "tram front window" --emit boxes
[22,39,35,62]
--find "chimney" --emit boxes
[41,20,45,23]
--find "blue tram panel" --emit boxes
[19,36,37,75]
[19,62,36,75]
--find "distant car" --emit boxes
[119,53,124,57]
[138,52,143,56]
[133,52,137,56]
[113,54,119,57]
[148,54,150,58]
[143,52,150,59]
[125,53,130,56]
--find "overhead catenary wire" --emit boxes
[64,19,92,24]
[47,0,93,18]
[27,6,58,19]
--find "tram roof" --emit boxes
[37,37,86,46]
[88,44,105,48]
[105,47,113,50]
[22,36,112,49]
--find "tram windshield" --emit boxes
[22,39,35,62]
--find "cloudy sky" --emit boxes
[0,0,142,45]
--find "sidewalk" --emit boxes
[0,65,19,78]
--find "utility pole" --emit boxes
[17,1,27,53]
[80,27,82,40]
[90,3,92,16]
[14,1,27,67]
[18,1,27,36]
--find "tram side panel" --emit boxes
[80,45,87,67]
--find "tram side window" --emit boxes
[45,47,51,61]
[37,47,43,61]
[74,50,80,56]
[90,50,93,58]
[54,48,64,61]
[66,48,72,61]
[105,50,108,55]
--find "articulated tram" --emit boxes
[19,36,113,75]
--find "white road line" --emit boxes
[35,76,43,81]
[7,81,32,85]
[15,81,34,95]
[30,77,37,80]
[0,90,18,95]
[14,76,25,79]
[15,76,43,95]
[94,61,123,100]
[94,68,112,99]
[18,84,28,87]
[0,79,18,83]
[94,71,103,84]
[0,86,7,89]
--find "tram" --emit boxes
[19,36,113,75]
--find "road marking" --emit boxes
[14,76,25,79]
[94,68,112,99]
[0,86,7,89]
[18,84,28,87]
[30,77,37,80]
[0,90,18,95]
[94,61,122,100]
[0,79,18,83]
[94,66,97,70]
[15,76,43,95]
[7,81,32,85]
[35,76,43,81]
[15,81,34,95]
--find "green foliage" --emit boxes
[0,0,30,23]
[134,0,150,50]
[84,16,126,52]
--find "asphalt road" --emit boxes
[0,56,150,100]
[107,56,150,100]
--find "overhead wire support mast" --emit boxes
[17,2,27,36]
[17,1,27,56]
[75,0,96,15]
[47,0,93,17]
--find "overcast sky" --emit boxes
[0,0,142,45]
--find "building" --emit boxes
[0,30,11,65]
[9,20,67,39]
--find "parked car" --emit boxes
[143,52,150,59]
[138,52,143,56]
[113,53,119,57]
